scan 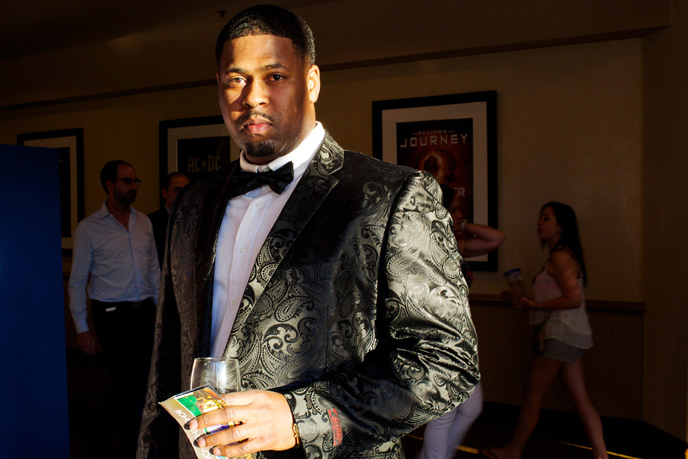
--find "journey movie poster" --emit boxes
[397,118,474,221]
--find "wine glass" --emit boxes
[190,358,255,458]
[190,357,241,393]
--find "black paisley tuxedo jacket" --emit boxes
[138,133,479,458]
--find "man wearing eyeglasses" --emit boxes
[68,159,160,456]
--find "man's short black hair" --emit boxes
[100,160,131,194]
[215,4,315,68]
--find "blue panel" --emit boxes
[0,144,70,457]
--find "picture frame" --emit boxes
[17,128,84,254]
[159,116,237,190]
[373,91,498,271]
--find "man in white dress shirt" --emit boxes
[69,160,160,456]
[139,5,478,459]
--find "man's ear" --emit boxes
[307,65,321,103]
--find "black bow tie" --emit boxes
[229,162,294,198]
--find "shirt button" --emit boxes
[231,299,238,307]
[255,201,263,208]
[239,246,247,254]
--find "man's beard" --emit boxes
[115,190,136,206]
[243,140,278,158]
[237,110,280,159]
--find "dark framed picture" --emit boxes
[17,128,85,254]
[159,116,237,187]
[373,91,498,270]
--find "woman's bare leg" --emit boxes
[487,355,562,459]
[560,358,608,459]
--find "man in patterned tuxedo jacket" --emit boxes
[138,5,479,459]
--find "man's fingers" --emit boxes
[77,331,97,356]
[200,423,273,458]
[211,436,257,458]
[194,404,241,430]
[201,416,295,455]
[200,419,263,448]
[190,390,296,453]
[200,420,267,450]
[194,390,263,430]
[79,341,96,355]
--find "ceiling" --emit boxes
[0,0,337,61]
[0,0,673,108]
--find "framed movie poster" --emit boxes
[373,91,498,270]
[17,128,84,253]
[159,116,237,186]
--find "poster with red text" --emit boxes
[397,118,474,221]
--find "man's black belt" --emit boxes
[91,298,154,309]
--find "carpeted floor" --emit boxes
[66,348,682,459]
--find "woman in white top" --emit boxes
[482,202,608,459]
[417,188,505,459]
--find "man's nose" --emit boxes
[242,80,268,108]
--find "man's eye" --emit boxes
[227,76,245,87]
[268,74,285,82]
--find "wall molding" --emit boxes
[470,293,646,314]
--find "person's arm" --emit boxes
[519,250,582,310]
[192,170,479,457]
[145,218,161,305]
[459,222,505,258]
[68,223,96,355]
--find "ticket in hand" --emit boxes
[159,385,250,459]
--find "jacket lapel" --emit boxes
[227,134,345,341]
[193,162,240,356]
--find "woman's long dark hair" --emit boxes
[541,201,587,286]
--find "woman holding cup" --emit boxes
[481,202,607,459]
[416,188,505,459]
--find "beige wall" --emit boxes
[318,39,643,300]
[0,87,221,214]
[0,38,644,301]
[643,0,688,441]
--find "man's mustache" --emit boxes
[238,110,276,124]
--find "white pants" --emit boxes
[416,382,483,459]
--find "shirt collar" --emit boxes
[97,201,137,220]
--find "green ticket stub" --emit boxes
[159,385,253,459]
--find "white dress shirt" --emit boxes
[210,122,325,357]
[68,203,161,333]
